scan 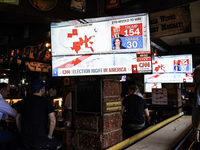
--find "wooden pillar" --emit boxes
[74,76,123,150]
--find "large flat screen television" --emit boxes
[51,13,151,77]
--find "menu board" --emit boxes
[152,88,168,105]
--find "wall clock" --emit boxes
[29,0,57,11]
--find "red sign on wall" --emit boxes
[106,0,119,10]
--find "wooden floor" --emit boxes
[126,115,193,150]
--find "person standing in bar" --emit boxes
[16,79,61,150]
[192,65,200,150]
[122,85,150,140]
[0,83,18,150]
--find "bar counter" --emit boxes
[126,115,193,150]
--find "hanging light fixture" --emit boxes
[45,43,51,48]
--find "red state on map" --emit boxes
[68,29,78,38]
[153,60,165,72]
[68,29,94,53]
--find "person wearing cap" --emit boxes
[16,79,61,150]
[0,83,18,150]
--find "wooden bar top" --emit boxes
[126,115,193,150]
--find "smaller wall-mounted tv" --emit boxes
[144,83,162,93]
[153,54,193,73]
[144,72,193,83]
[120,75,126,82]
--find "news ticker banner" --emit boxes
[153,54,193,73]
[51,13,150,56]
[150,4,191,38]
[136,51,151,73]
[144,72,193,83]
[52,51,151,77]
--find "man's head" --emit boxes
[113,25,120,36]
[128,85,139,95]
[31,79,48,96]
[193,65,200,86]
[0,83,10,98]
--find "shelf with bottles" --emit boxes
[53,97,63,109]
[5,98,23,105]
[52,97,63,121]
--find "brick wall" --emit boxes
[74,77,123,150]
[75,112,122,133]
[74,129,122,150]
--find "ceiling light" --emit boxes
[45,43,51,47]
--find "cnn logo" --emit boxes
[62,70,70,74]
[139,62,150,67]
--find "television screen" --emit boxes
[51,13,151,77]
[153,54,193,73]
[120,75,126,82]
[0,78,9,84]
[144,72,193,83]
[144,83,162,93]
